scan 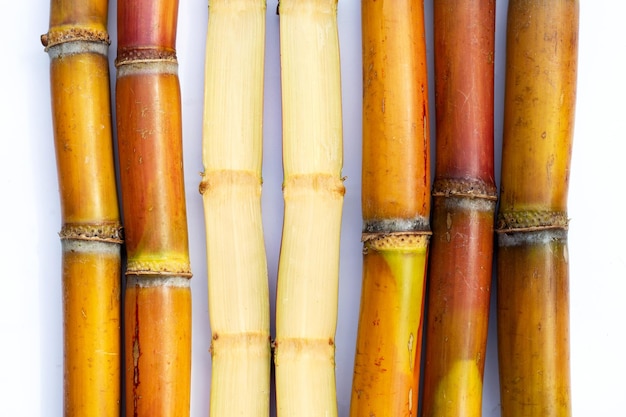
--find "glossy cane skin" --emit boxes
[353,236,428,417]
[351,1,431,416]
[421,2,496,416]
[116,0,192,415]
[43,0,122,414]
[497,235,570,417]
[124,282,192,416]
[360,0,430,223]
[496,1,579,416]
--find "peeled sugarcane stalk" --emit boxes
[350,1,431,416]
[420,1,496,416]
[200,0,270,415]
[496,1,579,416]
[41,1,122,415]
[115,0,192,415]
[274,1,344,416]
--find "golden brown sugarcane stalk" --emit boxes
[115,0,192,415]
[41,1,122,415]
[200,0,270,415]
[350,1,431,416]
[496,1,579,416]
[421,1,496,416]
[274,1,344,416]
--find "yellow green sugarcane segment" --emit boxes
[352,234,428,417]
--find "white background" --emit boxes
[2,1,625,416]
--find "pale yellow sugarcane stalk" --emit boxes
[200,0,270,416]
[274,1,344,416]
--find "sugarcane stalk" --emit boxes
[350,1,431,416]
[496,1,578,416]
[200,0,270,416]
[420,1,496,416]
[115,0,192,415]
[41,1,122,415]
[274,1,344,416]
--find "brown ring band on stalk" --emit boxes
[199,170,262,195]
[115,48,177,67]
[496,210,569,233]
[282,174,345,196]
[126,260,192,278]
[60,223,123,244]
[41,28,110,49]
[362,231,431,253]
[432,178,498,201]
[272,337,336,366]
[210,332,271,358]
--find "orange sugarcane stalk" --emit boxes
[350,1,431,416]
[42,1,122,415]
[421,1,496,416]
[115,0,192,415]
[496,1,578,416]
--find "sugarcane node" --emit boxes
[273,337,336,360]
[432,177,497,201]
[59,222,124,243]
[496,210,569,233]
[41,27,110,49]
[125,261,192,278]
[282,173,345,196]
[199,170,262,195]
[362,231,431,251]
[210,333,273,354]
[115,47,177,67]
[198,178,207,195]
